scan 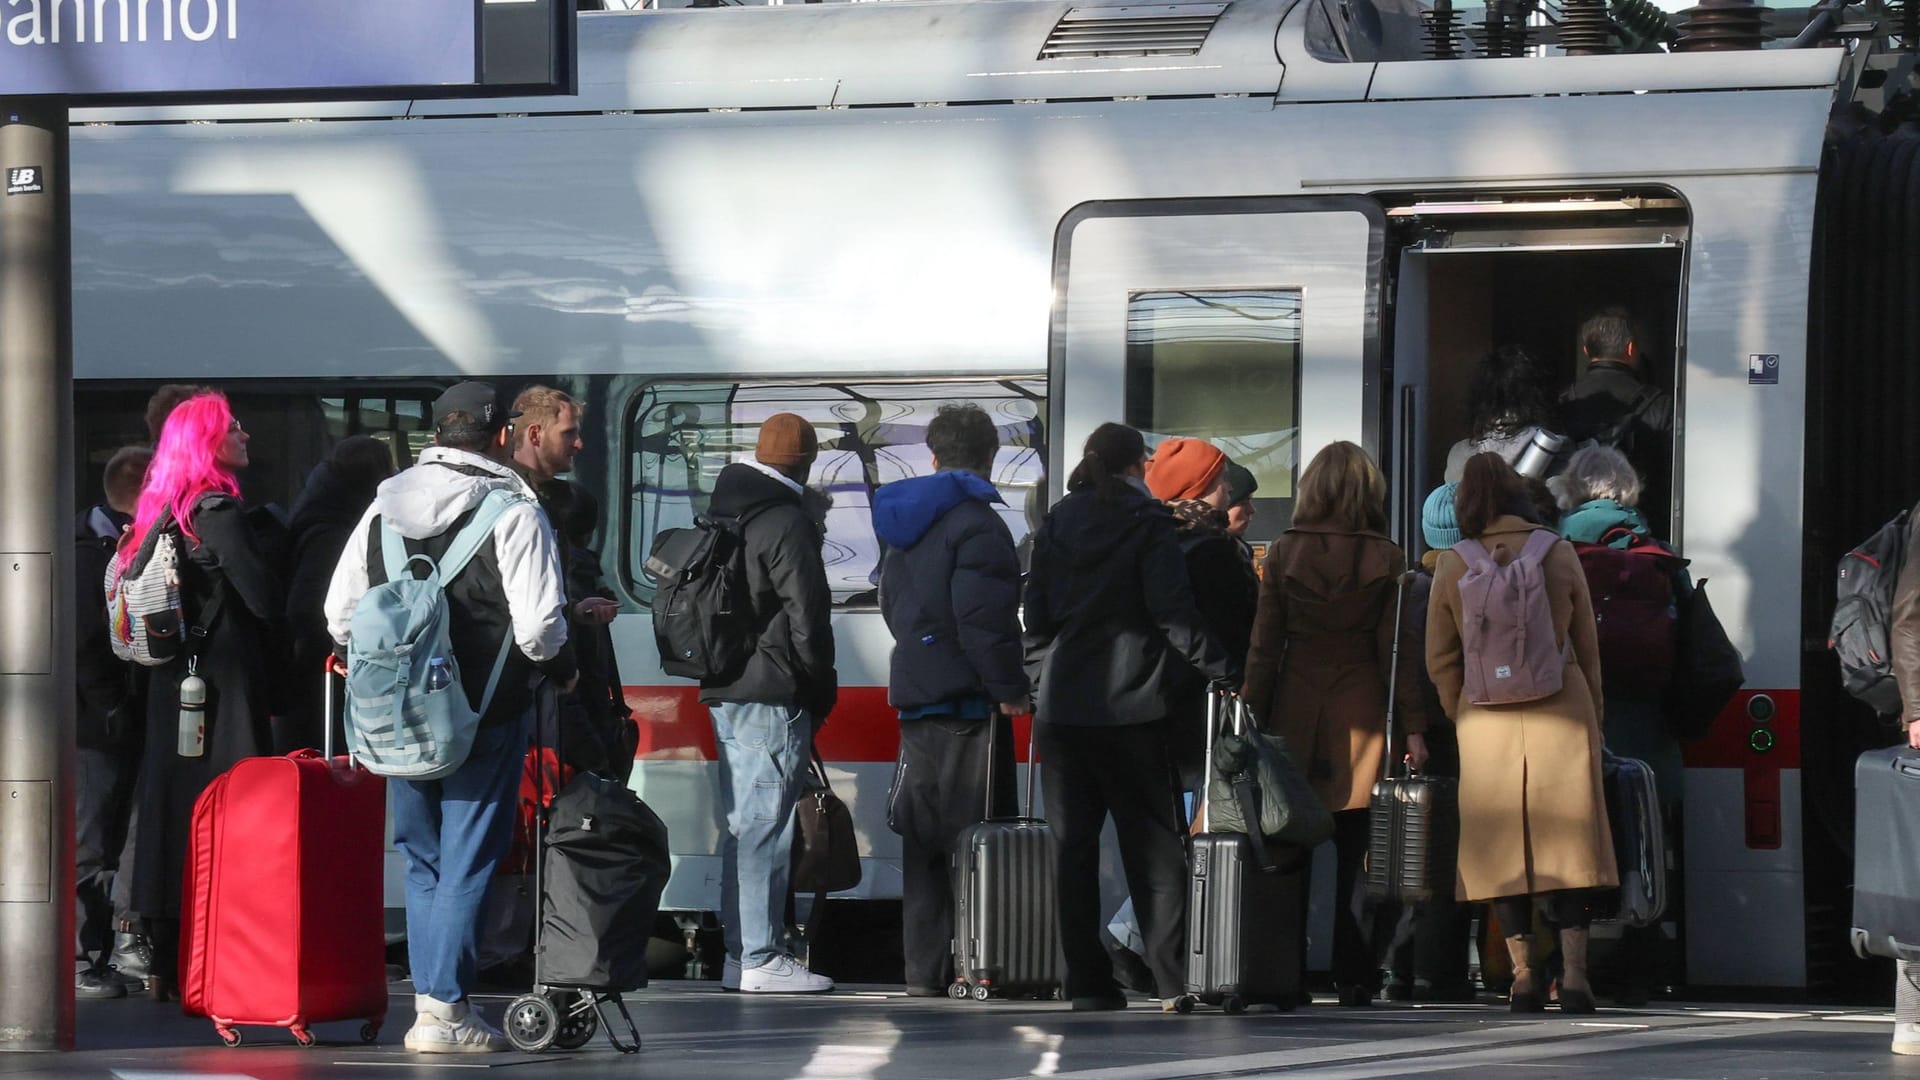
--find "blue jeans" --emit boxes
[391,713,527,1004]
[710,701,811,969]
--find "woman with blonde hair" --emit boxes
[1243,441,1427,1006]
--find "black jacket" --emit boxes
[1022,480,1238,727]
[698,463,838,719]
[1561,360,1675,523]
[75,506,139,753]
[1160,502,1259,780]
[283,462,380,744]
[873,470,1029,710]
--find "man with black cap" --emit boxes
[701,412,839,994]
[325,381,576,1052]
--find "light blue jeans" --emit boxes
[710,701,812,969]
[391,713,528,1005]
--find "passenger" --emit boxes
[510,385,585,485]
[1022,422,1239,1011]
[1243,441,1427,1007]
[324,381,578,1052]
[1889,487,1920,1055]
[540,479,637,782]
[1559,310,1675,529]
[1144,437,1258,796]
[1382,483,1476,1003]
[1444,346,1561,483]
[123,393,281,1004]
[74,446,153,1000]
[1223,461,1258,541]
[699,413,838,995]
[872,404,1029,997]
[1426,452,1615,1014]
[143,384,205,444]
[282,435,394,753]
[1557,445,1688,1005]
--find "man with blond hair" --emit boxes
[511,385,585,484]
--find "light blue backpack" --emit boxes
[345,489,524,780]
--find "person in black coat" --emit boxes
[282,435,393,752]
[872,404,1029,996]
[1023,422,1240,1010]
[122,392,281,1001]
[1560,309,1675,531]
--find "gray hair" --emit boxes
[1560,445,1643,509]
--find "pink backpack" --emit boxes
[1454,529,1567,706]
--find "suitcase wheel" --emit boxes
[505,993,561,1053]
[1173,995,1195,1014]
[216,1026,241,1048]
[947,982,970,1000]
[553,994,600,1051]
[292,1025,317,1048]
[360,1022,381,1045]
[1222,995,1247,1016]
[972,983,992,1002]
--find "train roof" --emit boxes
[70,0,1843,125]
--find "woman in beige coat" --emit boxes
[1244,442,1427,1007]
[1426,453,1616,1014]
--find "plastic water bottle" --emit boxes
[177,659,206,758]
[426,657,452,692]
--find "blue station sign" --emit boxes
[1,0,484,98]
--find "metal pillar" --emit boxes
[0,96,75,1053]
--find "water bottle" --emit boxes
[177,658,206,758]
[426,657,452,692]
[1514,429,1568,479]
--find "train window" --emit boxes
[1124,289,1301,541]
[626,379,1047,607]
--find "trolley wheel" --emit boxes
[553,998,600,1051]
[1223,995,1247,1016]
[217,1027,242,1048]
[1174,996,1195,1014]
[947,982,970,1000]
[505,993,560,1053]
[359,1022,380,1044]
[972,983,992,1002]
[292,1026,318,1048]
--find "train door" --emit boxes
[1049,198,1386,974]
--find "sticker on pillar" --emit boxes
[1748,353,1779,386]
[5,167,43,196]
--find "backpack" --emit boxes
[104,506,191,667]
[1830,508,1913,716]
[644,514,756,682]
[344,489,524,781]
[1454,530,1567,706]
[1571,529,1679,698]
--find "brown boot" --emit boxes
[1506,935,1545,1013]
[1558,928,1596,1014]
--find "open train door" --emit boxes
[1047,197,1385,975]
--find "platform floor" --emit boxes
[0,986,1908,1080]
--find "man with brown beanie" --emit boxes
[700,412,838,994]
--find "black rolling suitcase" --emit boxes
[1367,572,1461,905]
[1851,747,1920,959]
[1179,691,1306,1014]
[950,719,1062,1001]
[1594,751,1666,927]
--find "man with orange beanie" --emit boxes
[700,412,839,994]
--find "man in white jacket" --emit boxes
[325,382,576,1054]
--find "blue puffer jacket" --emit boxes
[873,470,1029,710]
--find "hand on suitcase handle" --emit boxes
[1404,732,1429,773]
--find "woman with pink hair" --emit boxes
[122,391,281,1002]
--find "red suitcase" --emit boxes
[182,674,388,1047]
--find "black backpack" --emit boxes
[644,514,755,682]
[1830,507,1913,716]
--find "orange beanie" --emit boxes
[1145,438,1229,502]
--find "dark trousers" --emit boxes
[1492,890,1592,934]
[76,747,138,970]
[1039,721,1188,1000]
[892,715,1014,990]
[1302,809,1377,991]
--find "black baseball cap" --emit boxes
[1225,461,1259,506]
[432,381,520,433]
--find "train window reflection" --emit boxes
[1125,289,1301,539]
[627,378,1048,607]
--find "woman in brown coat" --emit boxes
[1243,442,1427,1006]
[1425,453,1616,1014]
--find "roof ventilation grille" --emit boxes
[1038,3,1230,60]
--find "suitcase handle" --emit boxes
[1380,570,1412,781]
[984,712,1042,820]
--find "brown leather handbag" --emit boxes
[791,745,862,897]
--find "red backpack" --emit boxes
[1571,529,1681,699]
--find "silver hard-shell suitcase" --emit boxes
[949,720,1062,1000]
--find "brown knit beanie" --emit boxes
[756,412,819,469]
[1145,437,1229,502]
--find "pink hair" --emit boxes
[119,392,242,567]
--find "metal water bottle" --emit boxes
[1514,429,1568,479]
[177,658,206,758]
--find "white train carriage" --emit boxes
[66,0,1909,991]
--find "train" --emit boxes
[64,0,1920,994]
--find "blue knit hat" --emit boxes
[1422,483,1461,550]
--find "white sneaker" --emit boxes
[404,995,509,1054]
[1894,1022,1920,1055]
[722,957,741,991]
[739,955,834,994]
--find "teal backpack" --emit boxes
[345,489,524,780]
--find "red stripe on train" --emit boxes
[624,685,1034,764]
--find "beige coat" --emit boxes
[1426,515,1617,901]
